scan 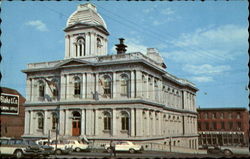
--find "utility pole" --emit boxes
[55,105,60,156]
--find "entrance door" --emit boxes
[72,120,81,136]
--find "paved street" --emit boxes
[48,151,229,159]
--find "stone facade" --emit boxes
[22,3,199,151]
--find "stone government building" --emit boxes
[22,3,199,151]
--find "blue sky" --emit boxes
[1,1,248,109]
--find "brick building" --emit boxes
[0,87,26,138]
[197,107,249,147]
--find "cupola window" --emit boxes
[37,112,44,130]
[38,80,45,100]
[75,37,85,57]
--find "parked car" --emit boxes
[36,139,72,155]
[219,146,250,156]
[104,141,143,153]
[0,138,42,158]
[68,140,89,152]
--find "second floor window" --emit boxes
[221,122,225,130]
[120,74,129,97]
[103,76,112,98]
[38,81,45,98]
[74,77,81,96]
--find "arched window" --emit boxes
[120,74,129,97]
[75,37,85,57]
[97,38,102,55]
[72,111,81,120]
[121,111,129,131]
[74,76,81,96]
[103,111,111,131]
[52,112,58,130]
[51,79,58,99]
[37,112,44,130]
[38,80,45,99]
[103,75,112,98]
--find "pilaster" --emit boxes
[81,109,86,136]
[59,109,65,135]
[24,110,30,134]
[112,109,117,136]
[43,110,48,135]
[113,72,116,98]
[130,108,135,137]
[130,70,135,98]
[135,70,142,98]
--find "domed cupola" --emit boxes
[64,3,109,59]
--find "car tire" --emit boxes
[55,149,62,155]
[129,149,135,153]
[14,150,23,159]
[107,147,112,153]
[224,149,233,156]
[75,147,81,152]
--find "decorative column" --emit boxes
[65,35,70,58]
[135,70,143,98]
[64,110,70,136]
[30,111,34,134]
[112,109,117,136]
[43,110,48,135]
[82,73,86,99]
[66,75,70,99]
[81,109,86,136]
[60,75,65,100]
[130,108,135,137]
[26,78,30,101]
[113,72,116,98]
[90,32,96,56]
[130,71,135,98]
[96,73,99,95]
[94,109,99,136]
[146,110,150,136]
[24,110,30,134]
[85,109,92,135]
[59,109,65,135]
[135,109,143,137]
[152,111,156,136]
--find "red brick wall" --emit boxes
[197,108,249,143]
[0,87,26,138]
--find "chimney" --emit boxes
[115,38,127,54]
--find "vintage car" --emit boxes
[0,138,42,158]
[36,139,72,155]
[68,140,89,152]
[219,146,250,156]
[104,141,143,153]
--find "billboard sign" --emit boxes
[0,93,19,115]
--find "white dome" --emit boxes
[66,3,107,29]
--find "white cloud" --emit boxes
[190,76,214,83]
[161,8,174,15]
[25,20,48,32]
[143,4,158,13]
[163,24,248,64]
[183,64,231,75]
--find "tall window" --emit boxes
[76,37,85,57]
[120,74,129,97]
[52,112,58,130]
[97,38,102,55]
[237,112,241,119]
[37,113,44,130]
[154,80,158,101]
[103,112,111,131]
[103,76,112,98]
[74,76,81,96]
[38,81,45,99]
[121,111,129,131]
[221,122,225,130]
[52,79,58,99]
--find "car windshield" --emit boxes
[24,140,38,146]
